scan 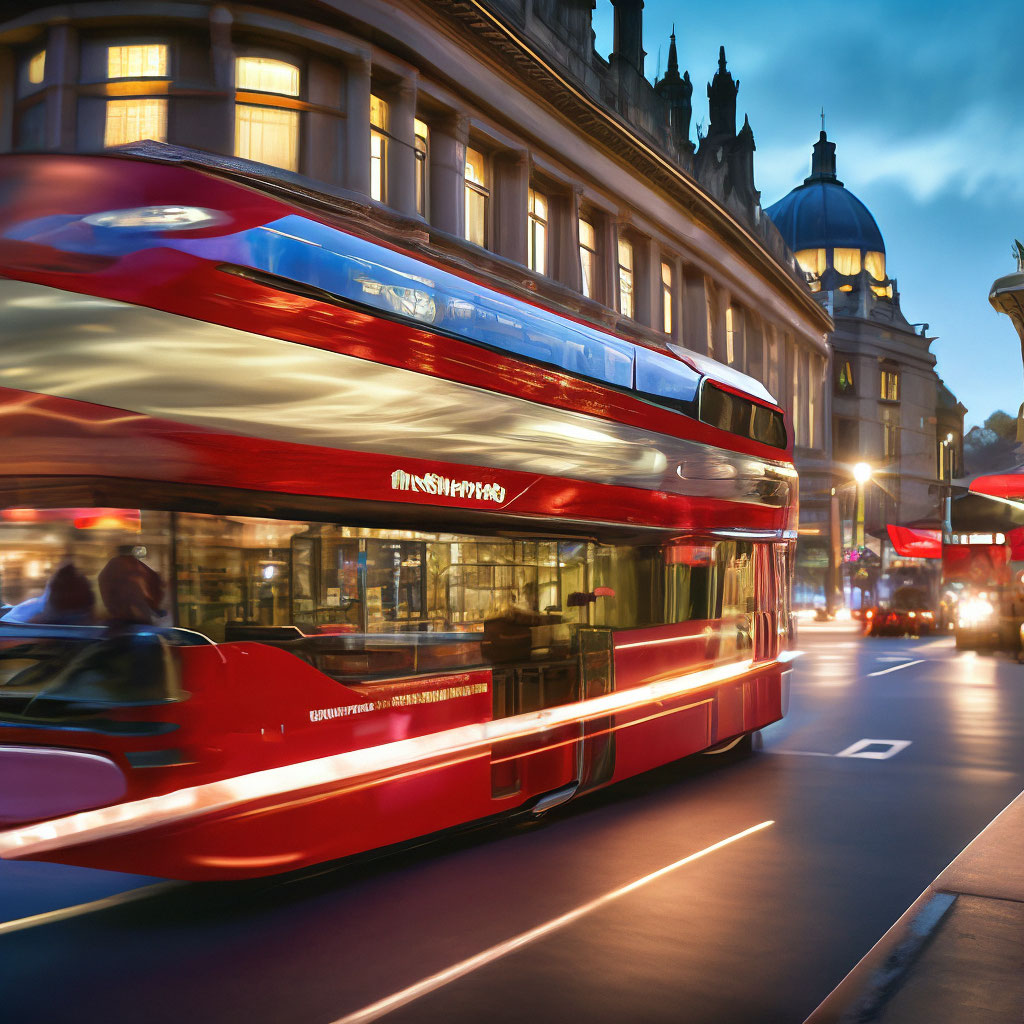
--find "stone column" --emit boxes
[206,4,236,157]
[682,268,708,353]
[604,217,623,313]
[387,77,417,215]
[304,56,344,186]
[641,237,660,331]
[343,54,371,196]
[553,185,583,291]
[714,286,729,364]
[494,148,528,265]
[429,113,467,237]
[0,47,13,152]
[46,22,78,151]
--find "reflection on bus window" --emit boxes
[1,509,766,680]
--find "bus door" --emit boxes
[754,545,779,662]
[575,627,615,792]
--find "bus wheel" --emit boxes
[702,731,757,760]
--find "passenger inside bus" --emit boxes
[1,562,95,625]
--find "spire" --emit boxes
[654,25,692,145]
[738,113,754,145]
[706,45,739,139]
[666,25,679,76]
[804,129,843,186]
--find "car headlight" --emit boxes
[958,597,995,628]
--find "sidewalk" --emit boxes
[805,790,1024,1023]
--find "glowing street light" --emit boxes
[852,462,872,485]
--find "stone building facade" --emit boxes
[767,131,965,606]
[0,0,833,561]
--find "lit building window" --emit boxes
[233,57,300,173]
[464,147,489,247]
[527,188,548,275]
[108,44,167,79]
[28,50,45,85]
[579,218,597,299]
[660,260,673,334]
[864,251,886,281]
[236,57,299,96]
[235,104,298,171]
[726,306,738,365]
[370,94,389,202]
[104,98,167,147]
[617,238,634,319]
[833,247,861,276]
[414,118,429,216]
[835,359,855,395]
[795,248,826,276]
[881,366,900,402]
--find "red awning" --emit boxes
[969,471,1024,500]
[887,524,942,559]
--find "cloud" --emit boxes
[756,104,1024,207]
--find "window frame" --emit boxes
[578,216,598,300]
[414,117,430,217]
[660,259,673,335]
[527,187,549,276]
[233,54,302,173]
[880,364,900,402]
[369,93,389,203]
[464,145,490,248]
[617,236,634,320]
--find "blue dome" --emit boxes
[766,181,885,254]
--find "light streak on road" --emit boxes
[332,820,776,1024]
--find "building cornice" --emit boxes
[428,0,832,336]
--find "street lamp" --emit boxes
[852,462,872,549]
[852,462,873,485]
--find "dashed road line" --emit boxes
[868,660,925,677]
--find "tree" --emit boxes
[983,410,1017,441]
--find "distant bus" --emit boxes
[0,153,796,879]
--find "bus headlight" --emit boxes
[958,597,995,629]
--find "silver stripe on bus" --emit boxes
[0,279,794,507]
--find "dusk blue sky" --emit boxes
[593,0,1024,428]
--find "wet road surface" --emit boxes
[3,624,1023,1023]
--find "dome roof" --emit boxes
[765,131,885,254]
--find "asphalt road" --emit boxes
[3,624,1024,1023]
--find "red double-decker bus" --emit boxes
[0,153,797,880]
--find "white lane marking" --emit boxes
[867,660,925,677]
[332,821,775,1024]
[836,739,912,760]
[0,882,177,936]
[875,656,915,663]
